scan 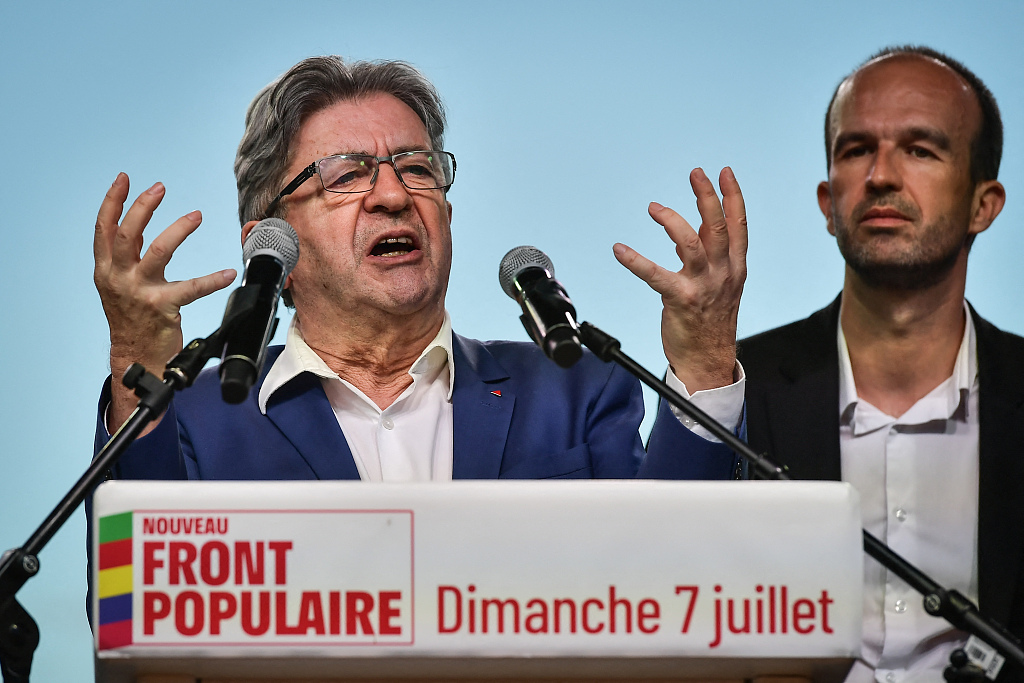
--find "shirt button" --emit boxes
[895,507,907,522]
[885,673,896,683]
[381,417,394,430]
[894,599,907,613]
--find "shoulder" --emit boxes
[737,296,841,381]
[971,306,1024,355]
[970,307,1024,397]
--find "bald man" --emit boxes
[739,46,1023,681]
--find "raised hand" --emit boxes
[613,167,747,392]
[94,172,236,429]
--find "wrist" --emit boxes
[673,368,737,393]
[667,353,738,392]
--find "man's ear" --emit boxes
[967,179,1006,238]
[817,181,836,236]
[240,220,260,246]
[447,200,453,223]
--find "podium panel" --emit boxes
[92,481,861,682]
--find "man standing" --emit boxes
[92,57,747,482]
[739,47,1023,680]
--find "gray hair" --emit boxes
[235,56,448,225]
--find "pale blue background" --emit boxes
[1,1,1021,679]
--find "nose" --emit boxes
[865,144,902,194]
[363,160,413,213]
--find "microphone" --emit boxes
[219,218,300,403]
[498,246,582,368]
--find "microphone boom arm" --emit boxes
[577,319,1024,675]
[0,302,256,681]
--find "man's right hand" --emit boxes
[94,172,236,433]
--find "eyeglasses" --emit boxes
[265,150,456,216]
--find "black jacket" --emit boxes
[738,295,1024,645]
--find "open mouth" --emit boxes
[370,236,416,257]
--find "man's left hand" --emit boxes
[614,167,747,392]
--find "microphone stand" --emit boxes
[0,286,265,683]
[577,320,1024,681]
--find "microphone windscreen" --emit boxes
[498,246,555,299]
[243,218,300,273]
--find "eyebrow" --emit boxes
[832,131,872,153]
[326,145,433,158]
[833,127,952,154]
[902,126,952,150]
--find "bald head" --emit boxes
[824,46,1002,183]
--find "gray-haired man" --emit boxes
[93,56,747,484]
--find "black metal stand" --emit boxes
[0,278,270,681]
[577,321,1024,679]
[0,318,243,681]
[946,649,990,682]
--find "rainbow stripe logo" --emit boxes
[97,511,133,649]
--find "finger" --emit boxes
[94,172,130,264]
[648,202,708,275]
[138,210,203,280]
[612,242,675,296]
[720,166,749,260]
[689,168,730,265]
[166,269,237,307]
[111,181,166,264]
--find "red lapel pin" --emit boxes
[490,390,502,397]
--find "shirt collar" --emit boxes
[837,300,977,433]
[258,312,455,414]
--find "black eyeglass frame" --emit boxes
[264,150,456,217]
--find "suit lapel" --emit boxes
[973,308,1024,622]
[263,370,361,480]
[451,335,514,479]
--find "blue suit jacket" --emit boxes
[95,335,738,482]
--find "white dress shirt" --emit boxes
[257,314,747,482]
[665,362,746,443]
[840,303,979,683]
[259,315,455,482]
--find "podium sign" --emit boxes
[92,480,861,681]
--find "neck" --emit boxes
[296,306,446,410]
[840,262,967,418]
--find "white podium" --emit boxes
[92,480,862,682]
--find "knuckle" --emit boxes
[140,288,165,311]
[93,266,110,289]
[680,230,702,250]
[186,277,206,302]
[148,240,170,262]
[112,226,132,245]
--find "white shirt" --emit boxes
[259,315,455,482]
[258,314,747,482]
[839,303,979,683]
[666,362,746,443]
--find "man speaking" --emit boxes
[92,56,747,481]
